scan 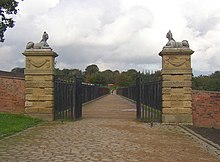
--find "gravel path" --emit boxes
[0,94,219,161]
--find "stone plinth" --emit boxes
[159,48,194,124]
[23,49,58,121]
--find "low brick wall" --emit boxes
[192,90,220,129]
[0,71,25,113]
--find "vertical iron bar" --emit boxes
[136,72,141,119]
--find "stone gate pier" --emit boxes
[23,32,58,120]
[159,31,194,124]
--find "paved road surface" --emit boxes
[0,94,219,161]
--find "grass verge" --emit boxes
[0,113,42,139]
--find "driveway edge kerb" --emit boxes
[179,125,220,159]
[0,122,46,141]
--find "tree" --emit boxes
[102,69,113,84]
[11,67,24,74]
[85,64,99,75]
[0,0,22,42]
[112,70,120,84]
[210,71,220,79]
[192,71,220,91]
[55,68,81,81]
[141,70,161,82]
[117,72,130,87]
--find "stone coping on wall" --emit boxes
[193,90,220,94]
[0,70,24,79]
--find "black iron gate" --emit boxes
[54,76,109,120]
[54,76,82,120]
[140,81,162,122]
[117,74,162,122]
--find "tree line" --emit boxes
[54,64,161,87]
[10,65,220,91]
[10,64,161,87]
[192,71,220,91]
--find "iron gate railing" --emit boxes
[82,84,109,103]
[54,76,109,120]
[117,75,162,122]
[54,77,82,120]
[141,81,162,122]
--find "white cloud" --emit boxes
[0,0,220,75]
[180,1,220,74]
[0,45,23,70]
[18,0,59,17]
[182,0,220,36]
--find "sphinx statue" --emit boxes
[164,30,189,48]
[26,31,51,49]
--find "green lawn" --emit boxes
[0,113,42,139]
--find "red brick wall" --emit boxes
[192,90,220,129]
[0,74,25,114]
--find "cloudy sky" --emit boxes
[1,0,220,75]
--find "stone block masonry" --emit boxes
[192,90,220,129]
[159,48,194,124]
[0,71,25,113]
[23,49,58,121]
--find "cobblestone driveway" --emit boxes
[0,95,219,161]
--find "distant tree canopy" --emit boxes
[10,64,220,91]
[11,67,24,74]
[50,64,161,87]
[55,68,82,81]
[193,71,220,91]
[84,64,99,75]
[82,64,161,87]
[0,0,23,42]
